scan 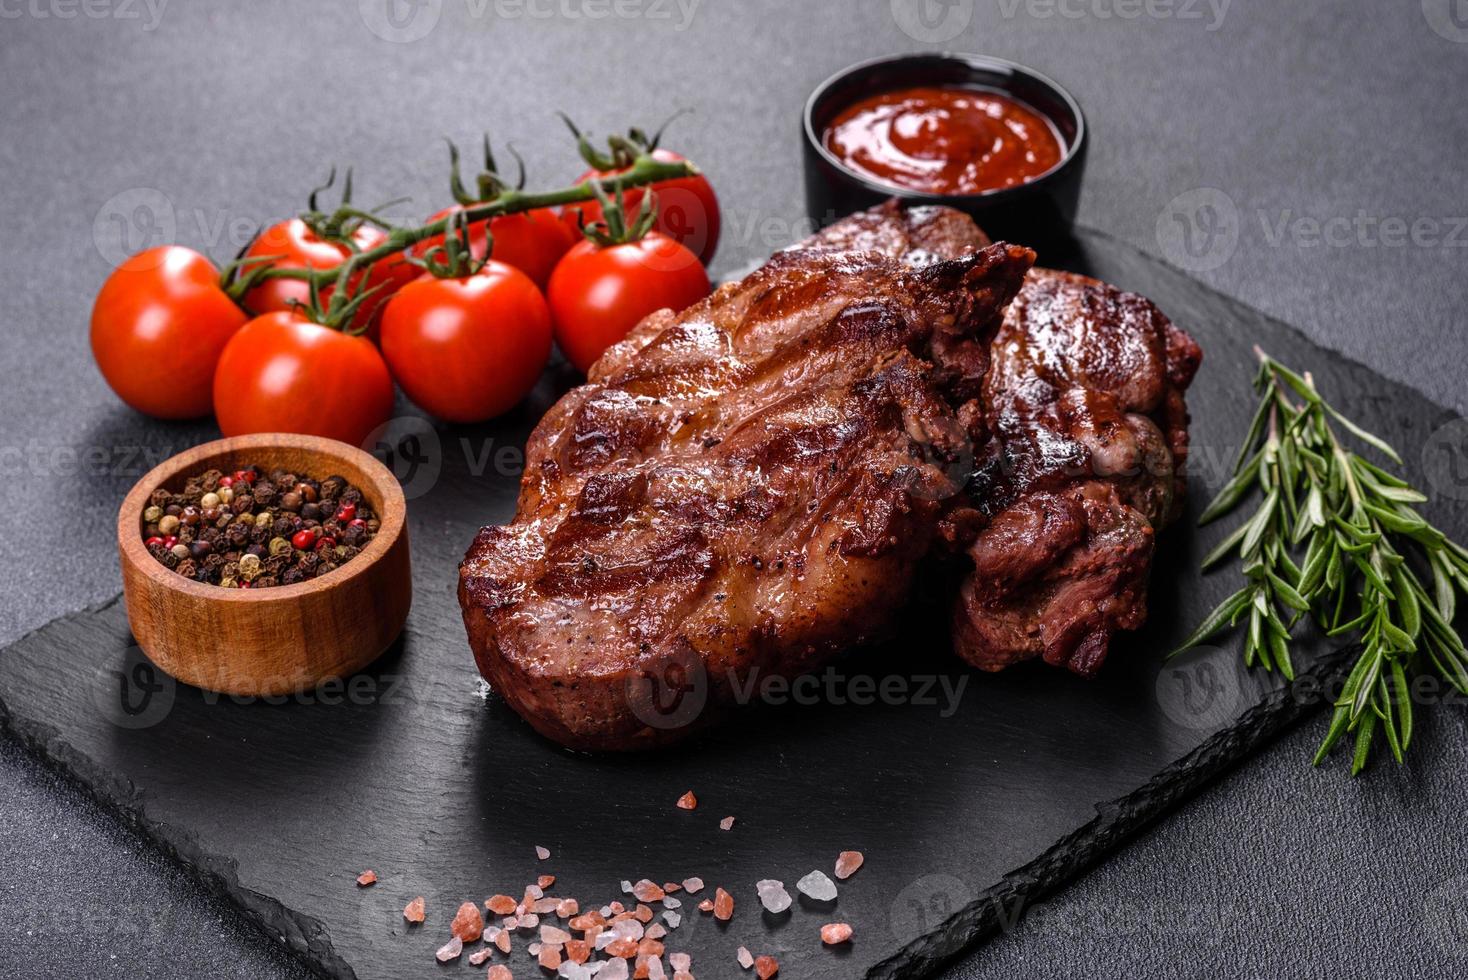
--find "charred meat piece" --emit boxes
[460,204,1034,749]
[954,268,1202,676]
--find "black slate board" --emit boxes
[2,227,1462,980]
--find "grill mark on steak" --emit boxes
[459,203,1034,750]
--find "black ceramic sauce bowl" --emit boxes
[803,53,1087,249]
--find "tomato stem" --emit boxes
[227,151,696,295]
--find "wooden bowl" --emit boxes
[117,433,411,697]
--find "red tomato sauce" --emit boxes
[823,85,1063,196]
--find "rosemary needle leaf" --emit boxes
[1168,586,1253,658]
[1177,351,1468,774]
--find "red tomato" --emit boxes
[212,311,395,448]
[414,206,574,290]
[546,232,709,374]
[560,149,721,265]
[91,246,248,419]
[239,219,416,333]
[379,262,553,423]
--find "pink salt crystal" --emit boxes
[538,946,562,970]
[402,896,426,924]
[533,897,560,914]
[355,870,377,887]
[632,879,666,903]
[435,936,463,963]
[541,924,572,945]
[834,850,864,880]
[556,898,579,918]
[645,923,667,940]
[737,946,754,969]
[645,957,665,980]
[675,790,697,810]
[669,953,691,972]
[487,966,513,980]
[494,929,512,953]
[469,948,493,966]
[535,845,551,860]
[719,816,735,831]
[681,877,704,894]
[821,922,854,945]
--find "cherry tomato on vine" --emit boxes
[212,311,395,448]
[560,148,720,265]
[91,246,249,419]
[239,219,416,334]
[380,261,553,423]
[414,207,574,291]
[546,231,709,374]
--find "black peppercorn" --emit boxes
[144,462,379,589]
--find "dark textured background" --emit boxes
[1,1,1466,977]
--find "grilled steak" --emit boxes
[459,204,1034,749]
[954,268,1202,676]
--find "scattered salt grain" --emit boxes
[632,879,666,902]
[713,888,734,921]
[663,911,681,929]
[834,850,864,880]
[488,894,517,915]
[355,870,377,887]
[754,954,779,978]
[662,896,681,909]
[675,790,697,810]
[435,936,463,963]
[621,880,633,894]
[669,953,691,972]
[797,870,838,902]
[755,879,792,914]
[645,923,668,940]
[487,966,512,980]
[663,881,681,893]
[697,899,714,913]
[821,922,853,945]
[539,946,563,970]
[681,877,704,894]
[736,946,754,969]
[403,896,425,924]
[451,901,485,942]
[600,958,629,980]
[495,929,512,954]
[536,845,552,860]
[469,947,493,966]
[719,816,735,831]
[539,874,556,888]
[557,898,579,918]
[646,955,666,980]
[542,924,572,945]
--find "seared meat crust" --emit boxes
[953,268,1202,676]
[460,204,1034,749]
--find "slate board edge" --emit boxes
[868,649,1351,979]
[0,594,355,980]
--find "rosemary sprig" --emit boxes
[1172,348,1468,773]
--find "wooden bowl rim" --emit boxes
[118,433,407,605]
